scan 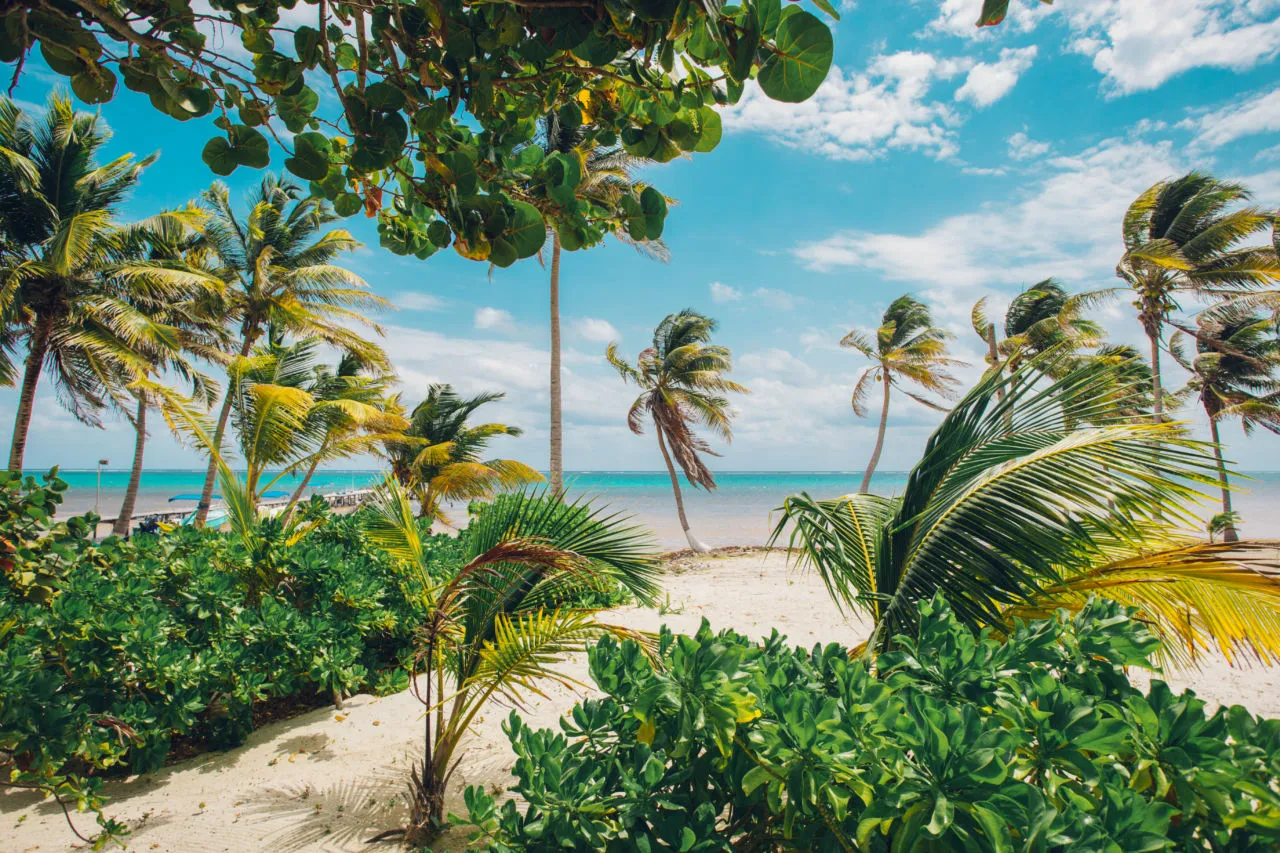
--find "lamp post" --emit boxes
[96,458,109,515]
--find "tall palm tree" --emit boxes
[379,384,542,522]
[536,113,669,494]
[843,295,963,494]
[192,176,391,524]
[1116,172,1280,422]
[771,356,1280,667]
[606,310,747,553]
[0,93,212,471]
[278,352,406,522]
[109,220,227,535]
[1171,307,1280,542]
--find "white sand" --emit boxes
[4,549,1278,852]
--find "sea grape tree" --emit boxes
[0,0,1037,267]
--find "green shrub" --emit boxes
[0,469,462,844]
[454,596,1280,852]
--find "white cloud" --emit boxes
[393,291,444,311]
[791,137,1185,314]
[962,165,1007,176]
[752,287,799,311]
[954,46,1038,107]
[1006,131,1051,160]
[1258,143,1280,161]
[930,0,1280,94]
[725,52,971,161]
[474,306,515,332]
[574,317,620,343]
[710,281,743,303]
[927,0,1052,37]
[1181,88,1280,152]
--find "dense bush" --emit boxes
[0,470,462,834]
[456,596,1280,852]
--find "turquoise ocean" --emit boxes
[36,468,1280,550]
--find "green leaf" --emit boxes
[202,136,237,176]
[366,81,406,111]
[693,108,722,153]
[977,0,1011,26]
[294,26,322,68]
[228,125,270,168]
[756,11,833,103]
[640,186,667,240]
[506,202,546,259]
[70,66,116,104]
[241,27,274,54]
[334,193,363,217]
[545,152,581,205]
[277,86,319,133]
[284,132,332,181]
[810,0,841,21]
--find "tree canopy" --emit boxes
[0,0,1037,268]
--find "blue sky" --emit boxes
[5,0,1280,472]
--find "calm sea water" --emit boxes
[33,468,1280,549]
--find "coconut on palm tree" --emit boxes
[844,295,964,494]
[606,310,747,553]
[535,112,670,494]
[191,176,391,524]
[1171,307,1280,542]
[1116,172,1280,422]
[0,93,216,471]
[379,384,542,523]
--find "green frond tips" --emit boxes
[771,354,1273,664]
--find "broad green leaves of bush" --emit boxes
[0,0,853,268]
[455,595,1280,852]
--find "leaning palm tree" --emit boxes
[1116,172,1280,421]
[844,295,964,494]
[536,113,670,493]
[606,310,747,553]
[0,93,214,471]
[1170,307,1280,542]
[362,479,660,838]
[380,384,542,522]
[191,176,391,524]
[771,355,1280,667]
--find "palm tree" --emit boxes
[771,356,1280,667]
[379,384,542,522]
[1116,172,1280,422]
[0,93,213,471]
[191,176,391,524]
[536,113,670,493]
[103,213,228,535]
[606,310,747,553]
[843,295,963,494]
[971,280,1103,380]
[363,480,660,837]
[278,352,406,522]
[1171,307,1280,542]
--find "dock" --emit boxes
[96,487,377,533]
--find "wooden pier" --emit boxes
[96,488,377,533]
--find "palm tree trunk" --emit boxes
[195,335,255,525]
[1147,323,1164,423]
[859,373,891,494]
[548,232,563,495]
[280,455,321,524]
[985,326,1006,405]
[113,394,147,536]
[1208,416,1238,542]
[9,314,53,472]
[655,423,709,553]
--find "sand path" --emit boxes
[4,549,1277,852]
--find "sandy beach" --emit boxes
[4,548,1278,853]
